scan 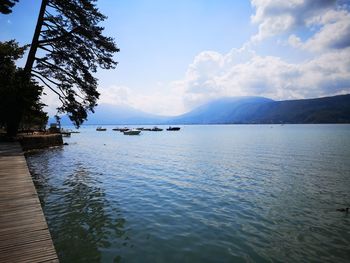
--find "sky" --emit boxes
[1,0,350,116]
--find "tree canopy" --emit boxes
[0,0,18,14]
[25,0,119,127]
[0,0,119,135]
[0,40,47,135]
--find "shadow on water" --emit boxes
[27,148,129,263]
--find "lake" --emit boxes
[26,124,350,262]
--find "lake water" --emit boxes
[26,124,350,263]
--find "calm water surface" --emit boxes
[26,125,350,262]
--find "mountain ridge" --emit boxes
[170,94,350,124]
[55,94,350,125]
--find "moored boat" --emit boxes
[166,126,181,131]
[123,129,141,135]
[151,126,163,131]
[60,128,72,136]
[96,127,107,131]
[119,127,129,132]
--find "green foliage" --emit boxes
[18,77,48,131]
[30,0,119,127]
[0,0,18,14]
[0,40,26,135]
[0,41,47,135]
[1,0,118,135]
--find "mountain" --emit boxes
[53,94,350,126]
[169,94,350,124]
[244,94,350,124]
[53,104,167,125]
[168,97,273,124]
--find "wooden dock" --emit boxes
[0,142,59,263]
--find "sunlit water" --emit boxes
[26,125,350,263]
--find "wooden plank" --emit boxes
[0,229,51,246]
[0,142,59,262]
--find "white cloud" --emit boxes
[41,88,60,116]
[288,34,303,48]
[250,0,350,53]
[99,43,350,115]
[250,0,336,42]
[303,9,350,51]
[174,47,350,110]
[99,84,185,116]
[99,85,131,106]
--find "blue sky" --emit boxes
[1,0,350,116]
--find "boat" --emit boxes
[136,127,144,131]
[61,131,71,137]
[112,127,120,131]
[166,126,180,131]
[123,129,141,135]
[143,128,152,131]
[151,126,163,131]
[96,127,107,131]
[60,128,71,137]
[62,128,80,134]
[118,127,129,132]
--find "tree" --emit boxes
[0,0,18,14]
[0,40,47,136]
[24,0,119,128]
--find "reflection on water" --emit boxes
[29,148,129,263]
[26,125,350,262]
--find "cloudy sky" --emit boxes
[1,0,350,116]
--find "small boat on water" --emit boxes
[143,128,152,131]
[166,126,181,131]
[123,129,141,135]
[112,127,120,131]
[136,127,144,131]
[151,126,163,131]
[96,127,107,131]
[119,127,129,132]
[61,131,71,137]
[60,128,72,136]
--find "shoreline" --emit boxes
[0,142,59,262]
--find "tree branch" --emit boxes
[32,73,65,103]
[38,45,53,53]
[35,58,75,79]
[38,27,80,45]
[32,70,61,86]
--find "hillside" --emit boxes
[169,94,350,124]
[168,97,273,124]
[54,94,350,126]
[170,94,350,124]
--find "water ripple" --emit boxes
[26,125,350,262]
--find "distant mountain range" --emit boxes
[55,104,167,125]
[170,94,350,124]
[56,94,350,125]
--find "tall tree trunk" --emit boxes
[5,89,24,138]
[24,0,47,75]
[6,110,22,137]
